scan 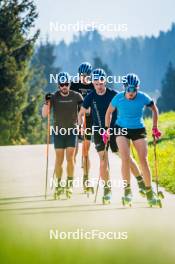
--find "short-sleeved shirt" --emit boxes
[51,90,83,128]
[70,81,94,98]
[83,88,117,128]
[111,91,154,129]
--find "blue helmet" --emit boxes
[125,73,140,88]
[78,62,92,75]
[92,68,106,81]
[58,72,70,84]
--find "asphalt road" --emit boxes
[0,144,175,263]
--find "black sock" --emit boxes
[146,186,153,199]
[67,177,73,188]
[136,176,146,189]
[104,184,111,195]
[124,184,131,196]
[136,175,143,181]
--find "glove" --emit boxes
[152,127,162,140]
[102,128,110,144]
[45,93,52,102]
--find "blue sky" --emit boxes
[34,0,175,43]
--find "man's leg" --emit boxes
[98,149,111,204]
[94,130,111,203]
[74,139,79,163]
[129,155,146,195]
[66,147,75,197]
[82,139,91,187]
[111,132,143,182]
[98,150,109,183]
[132,138,151,187]
[116,136,131,184]
[66,147,75,179]
[113,133,145,194]
[132,138,160,205]
[82,112,92,187]
[116,136,132,204]
[55,149,64,183]
[54,148,65,198]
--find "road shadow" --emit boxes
[0,194,44,201]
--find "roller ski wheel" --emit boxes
[122,195,132,207]
[66,187,73,199]
[148,196,162,208]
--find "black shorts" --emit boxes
[115,125,147,141]
[94,130,118,153]
[54,132,78,149]
[84,113,93,141]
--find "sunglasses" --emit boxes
[59,83,69,87]
[125,86,137,93]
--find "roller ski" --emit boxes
[147,196,162,208]
[146,188,162,208]
[122,185,132,207]
[102,186,111,205]
[65,187,73,199]
[53,186,64,200]
[83,176,94,197]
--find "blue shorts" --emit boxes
[54,132,78,149]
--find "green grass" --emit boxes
[143,111,175,193]
[0,219,175,264]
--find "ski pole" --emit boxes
[94,173,100,203]
[153,136,158,194]
[83,113,92,197]
[45,100,51,200]
[153,136,164,199]
[83,113,88,175]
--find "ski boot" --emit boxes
[83,177,94,197]
[136,176,146,197]
[66,177,73,199]
[53,186,64,200]
[65,187,73,199]
[102,186,111,205]
[146,188,162,208]
[122,185,132,207]
[86,184,94,198]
